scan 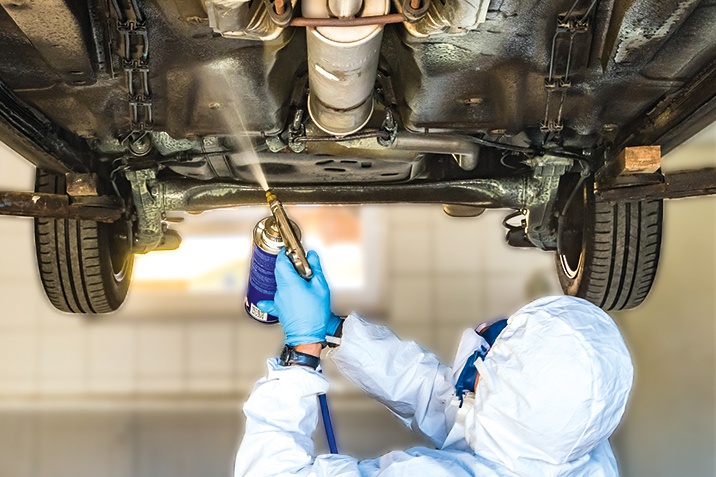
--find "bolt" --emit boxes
[382,109,396,131]
[288,138,306,153]
[129,135,152,156]
[274,0,285,15]
[291,110,304,132]
[462,97,483,106]
[602,123,618,132]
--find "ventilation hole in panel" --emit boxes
[325,167,347,172]
[361,162,372,168]
[316,159,334,165]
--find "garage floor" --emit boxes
[0,398,434,477]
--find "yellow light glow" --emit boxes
[132,207,366,294]
[133,235,250,282]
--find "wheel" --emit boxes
[555,176,663,311]
[34,170,134,313]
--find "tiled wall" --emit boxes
[2,131,716,477]
[0,143,557,399]
[384,205,559,363]
[0,209,556,397]
[0,143,558,477]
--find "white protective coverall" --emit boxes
[235,296,633,477]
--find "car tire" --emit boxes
[34,170,134,313]
[555,176,663,311]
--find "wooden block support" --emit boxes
[616,146,661,175]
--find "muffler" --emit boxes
[303,0,390,136]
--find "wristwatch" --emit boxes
[279,344,320,370]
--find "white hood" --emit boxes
[465,296,633,476]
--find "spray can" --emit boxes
[244,216,302,323]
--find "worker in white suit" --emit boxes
[235,251,634,476]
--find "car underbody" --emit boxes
[0,0,715,313]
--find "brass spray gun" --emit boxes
[265,190,313,280]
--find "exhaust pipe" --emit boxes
[303,0,390,136]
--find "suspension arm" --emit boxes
[160,176,538,211]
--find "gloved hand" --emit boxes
[257,250,342,346]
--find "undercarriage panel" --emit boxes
[0,0,714,179]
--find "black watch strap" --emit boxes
[333,319,345,338]
[326,319,344,348]
[280,345,320,369]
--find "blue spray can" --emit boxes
[244,216,302,323]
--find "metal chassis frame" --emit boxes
[613,58,716,158]
[596,167,716,203]
[2,166,716,253]
[0,81,88,174]
[1,53,715,246]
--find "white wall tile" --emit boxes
[389,224,432,273]
[432,214,485,272]
[482,268,563,321]
[435,325,467,364]
[0,202,566,399]
[187,322,234,375]
[387,204,437,226]
[187,321,235,392]
[187,376,236,393]
[388,276,433,324]
[0,280,39,326]
[0,330,37,392]
[38,328,87,393]
[87,325,136,393]
[37,306,87,329]
[483,273,533,320]
[0,220,36,279]
[0,142,34,188]
[434,274,484,326]
[390,323,438,351]
[0,215,34,236]
[136,324,185,393]
[235,319,283,387]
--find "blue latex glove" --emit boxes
[257,250,342,346]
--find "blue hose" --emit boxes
[318,393,338,454]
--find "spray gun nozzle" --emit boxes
[264,190,313,280]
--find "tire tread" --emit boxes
[33,170,131,314]
[557,181,662,311]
